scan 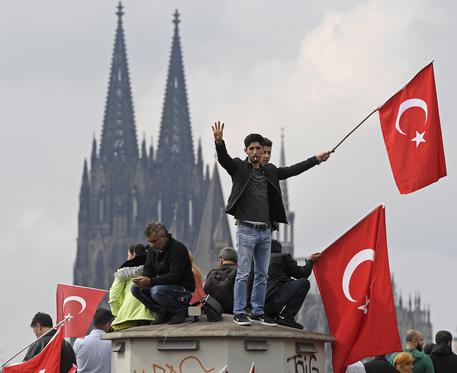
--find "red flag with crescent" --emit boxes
[56,283,107,338]
[378,62,446,194]
[313,206,401,373]
[3,323,65,373]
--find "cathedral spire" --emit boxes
[99,2,139,162]
[90,135,97,169]
[79,159,90,222]
[280,127,289,212]
[156,9,194,165]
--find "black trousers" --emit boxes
[264,278,310,318]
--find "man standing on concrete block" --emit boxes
[212,121,331,326]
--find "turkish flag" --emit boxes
[3,323,65,373]
[378,62,446,194]
[56,283,107,338]
[313,206,401,373]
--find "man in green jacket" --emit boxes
[389,329,435,373]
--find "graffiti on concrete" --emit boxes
[286,353,319,373]
[134,355,215,373]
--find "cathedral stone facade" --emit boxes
[73,4,232,290]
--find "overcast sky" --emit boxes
[0,0,455,362]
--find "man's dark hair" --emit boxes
[128,243,147,256]
[30,312,53,328]
[244,133,264,148]
[144,221,168,237]
[423,343,435,355]
[271,239,282,254]
[93,308,114,327]
[435,330,453,345]
[263,137,272,147]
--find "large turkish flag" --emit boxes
[313,206,401,373]
[3,324,65,373]
[378,62,446,194]
[56,283,107,338]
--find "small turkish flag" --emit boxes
[56,283,107,338]
[3,323,65,373]
[313,206,401,373]
[378,62,446,194]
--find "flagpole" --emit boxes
[1,316,70,368]
[331,108,378,152]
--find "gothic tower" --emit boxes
[155,10,205,247]
[273,128,295,256]
[74,4,231,288]
[74,3,148,290]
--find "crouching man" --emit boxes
[204,247,238,314]
[264,239,321,329]
[132,221,195,325]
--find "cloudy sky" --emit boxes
[0,0,455,362]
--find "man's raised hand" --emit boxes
[212,121,224,145]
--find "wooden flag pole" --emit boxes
[331,108,378,152]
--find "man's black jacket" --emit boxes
[215,141,319,224]
[363,355,398,373]
[24,329,76,373]
[430,343,457,372]
[266,253,313,301]
[142,234,195,292]
[204,263,237,314]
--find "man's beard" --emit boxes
[416,343,423,352]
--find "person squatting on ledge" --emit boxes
[131,221,195,325]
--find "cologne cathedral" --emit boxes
[73,4,234,289]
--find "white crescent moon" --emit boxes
[342,248,375,303]
[63,296,87,314]
[395,98,428,135]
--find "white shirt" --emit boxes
[346,361,366,373]
[74,329,111,373]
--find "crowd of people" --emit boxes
[16,127,457,372]
[346,329,457,372]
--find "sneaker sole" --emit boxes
[233,319,252,326]
[260,321,277,327]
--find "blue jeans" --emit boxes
[233,224,271,315]
[132,284,191,316]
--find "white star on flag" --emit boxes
[411,131,426,147]
[357,295,370,314]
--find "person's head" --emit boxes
[393,352,414,373]
[261,138,272,165]
[271,239,282,254]
[435,330,453,347]
[127,243,147,260]
[218,247,238,266]
[144,221,169,250]
[93,308,114,332]
[30,312,53,337]
[243,133,264,165]
[423,342,435,355]
[405,329,424,351]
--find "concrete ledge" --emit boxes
[102,315,334,342]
